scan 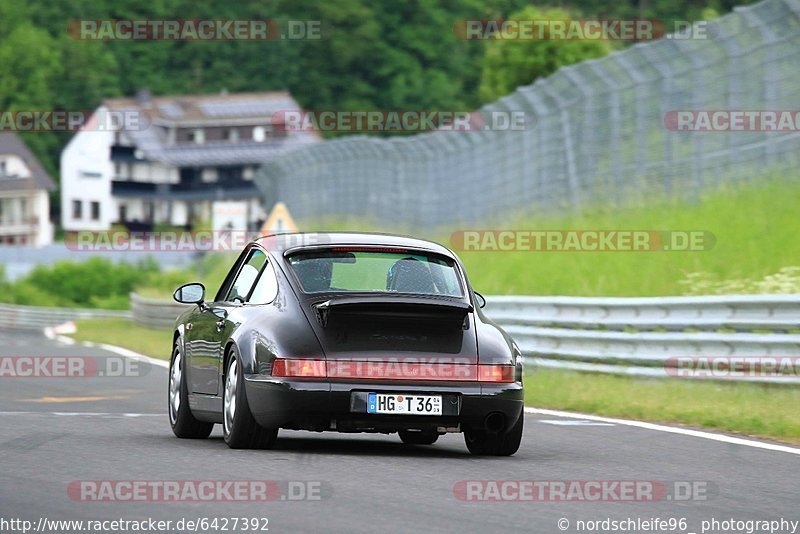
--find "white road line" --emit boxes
[0,411,162,417]
[44,325,169,369]
[538,419,615,427]
[95,342,169,369]
[526,407,800,456]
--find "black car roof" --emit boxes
[254,232,455,258]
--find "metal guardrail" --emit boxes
[5,293,797,383]
[0,303,130,330]
[484,295,800,383]
[484,294,800,332]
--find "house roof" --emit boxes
[0,132,56,192]
[103,90,319,167]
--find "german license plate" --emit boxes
[367,393,442,415]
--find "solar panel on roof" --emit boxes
[159,103,184,118]
[199,99,298,117]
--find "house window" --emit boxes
[118,204,127,223]
[217,166,243,184]
[90,201,101,221]
[0,161,6,176]
[252,126,266,142]
[189,129,205,144]
[72,200,83,220]
[201,168,218,183]
[226,128,239,142]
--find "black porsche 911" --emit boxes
[169,232,524,455]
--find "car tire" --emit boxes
[223,349,278,449]
[169,342,214,439]
[464,413,524,456]
[398,430,439,445]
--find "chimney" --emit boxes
[136,88,152,107]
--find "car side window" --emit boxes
[226,249,267,303]
[248,261,279,305]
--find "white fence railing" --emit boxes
[0,303,130,329]
[485,295,800,383]
[130,293,191,329]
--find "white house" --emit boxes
[0,133,55,246]
[60,90,318,232]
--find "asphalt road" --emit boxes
[1,328,798,534]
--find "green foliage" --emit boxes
[0,256,160,309]
[477,6,613,103]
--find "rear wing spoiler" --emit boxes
[313,296,472,328]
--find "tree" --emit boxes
[477,6,613,104]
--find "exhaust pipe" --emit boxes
[484,412,505,433]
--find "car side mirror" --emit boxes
[174,283,205,304]
[474,292,486,309]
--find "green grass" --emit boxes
[458,179,800,296]
[70,318,172,360]
[131,176,800,299]
[526,369,800,443]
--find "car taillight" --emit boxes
[478,364,515,383]
[272,359,326,378]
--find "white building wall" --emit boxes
[32,190,52,246]
[0,190,52,246]
[171,201,189,226]
[60,105,115,232]
[0,155,32,178]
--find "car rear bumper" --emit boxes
[244,376,524,433]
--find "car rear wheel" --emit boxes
[398,430,439,445]
[464,413,524,456]
[169,343,214,439]
[223,350,278,449]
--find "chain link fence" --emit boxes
[255,0,800,231]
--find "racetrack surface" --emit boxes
[1,328,798,534]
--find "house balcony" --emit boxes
[111,179,259,201]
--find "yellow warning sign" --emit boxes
[260,202,298,235]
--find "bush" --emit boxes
[0,257,161,309]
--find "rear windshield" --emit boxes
[287,249,463,297]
